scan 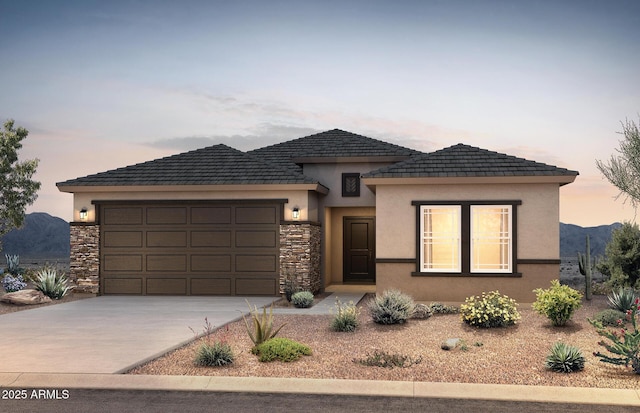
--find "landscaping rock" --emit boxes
[0,289,52,305]
[441,338,461,351]
[412,303,433,319]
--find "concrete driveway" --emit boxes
[0,296,277,374]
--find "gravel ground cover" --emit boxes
[128,295,640,389]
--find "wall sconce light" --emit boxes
[79,208,88,221]
[292,207,300,220]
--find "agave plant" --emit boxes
[545,342,585,373]
[34,268,70,300]
[608,287,638,312]
[241,301,286,347]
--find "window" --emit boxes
[420,206,461,272]
[414,201,519,275]
[471,206,511,273]
[342,173,360,197]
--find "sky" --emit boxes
[0,0,639,227]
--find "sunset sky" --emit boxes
[1,0,638,226]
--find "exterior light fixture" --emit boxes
[292,207,300,220]
[79,208,88,221]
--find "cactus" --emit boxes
[577,235,598,301]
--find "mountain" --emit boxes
[0,212,70,259]
[560,222,622,258]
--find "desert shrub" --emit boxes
[429,302,459,314]
[545,342,586,373]
[194,341,234,367]
[291,291,314,308]
[282,269,301,302]
[353,350,422,368]
[33,268,70,299]
[368,289,416,325]
[532,280,582,326]
[460,291,520,328]
[1,273,27,292]
[607,287,638,312]
[411,303,433,319]
[597,222,640,289]
[592,309,627,327]
[330,299,360,332]
[242,301,286,347]
[190,318,234,367]
[251,337,311,362]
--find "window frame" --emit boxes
[470,205,512,273]
[419,205,461,273]
[342,173,361,197]
[412,200,521,277]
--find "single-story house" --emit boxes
[57,129,578,302]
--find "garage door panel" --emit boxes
[236,231,276,248]
[236,255,277,272]
[104,255,143,271]
[191,231,232,247]
[147,278,187,295]
[147,231,188,247]
[191,207,232,224]
[191,278,232,295]
[147,255,187,271]
[191,255,232,272]
[104,207,143,225]
[236,278,276,295]
[236,207,277,224]
[104,231,143,248]
[147,207,187,225]
[100,201,281,295]
[104,278,143,294]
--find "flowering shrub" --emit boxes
[460,291,520,328]
[190,318,234,367]
[589,297,640,374]
[2,274,27,292]
[330,299,360,332]
[532,280,583,326]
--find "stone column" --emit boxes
[279,222,321,294]
[69,223,100,294]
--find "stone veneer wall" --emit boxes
[279,222,321,294]
[70,223,100,294]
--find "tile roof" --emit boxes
[363,143,579,178]
[56,144,318,187]
[248,128,421,173]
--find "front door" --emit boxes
[343,217,375,283]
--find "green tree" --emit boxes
[597,222,640,289]
[0,119,40,242]
[596,118,640,207]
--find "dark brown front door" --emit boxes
[343,217,375,283]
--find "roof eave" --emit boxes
[362,174,579,187]
[57,183,328,194]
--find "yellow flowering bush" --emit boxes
[460,291,521,328]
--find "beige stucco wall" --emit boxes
[324,206,376,286]
[304,162,390,207]
[375,183,560,259]
[70,188,317,222]
[373,183,562,303]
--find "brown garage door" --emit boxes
[98,201,282,295]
